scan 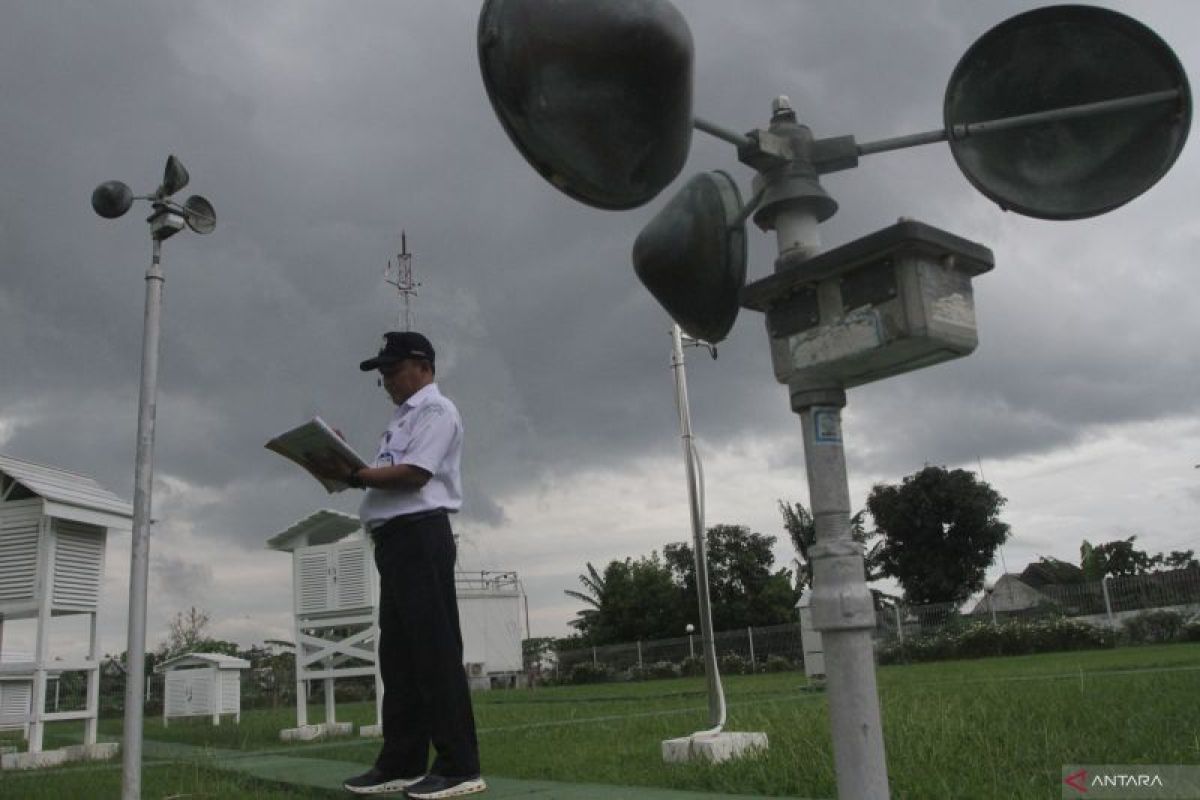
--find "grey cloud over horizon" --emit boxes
[3,0,1198,644]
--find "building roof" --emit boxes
[266,508,362,552]
[1020,558,1085,588]
[968,572,1053,614]
[155,652,251,672]
[0,452,133,526]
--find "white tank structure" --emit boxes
[0,453,132,769]
[455,571,526,690]
[267,510,382,741]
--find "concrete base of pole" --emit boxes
[359,723,382,738]
[2,742,119,770]
[661,732,768,764]
[279,722,352,742]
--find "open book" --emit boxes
[265,417,369,493]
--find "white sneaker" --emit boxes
[343,766,424,794]
[403,774,487,798]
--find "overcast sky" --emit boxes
[2,0,1198,658]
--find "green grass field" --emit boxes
[4,643,1199,799]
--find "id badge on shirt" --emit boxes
[375,427,397,467]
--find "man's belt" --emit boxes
[370,508,449,540]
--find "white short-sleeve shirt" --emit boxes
[358,382,463,530]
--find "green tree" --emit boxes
[778,500,879,594]
[1080,536,1198,579]
[564,553,687,644]
[257,640,297,707]
[521,636,558,671]
[156,606,242,660]
[157,606,212,659]
[1029,556,1085,584]
[1159,550,1200,570]
[563,563,606,641]
[866,466,1010,605]
[663,524,799,630]
[193,639,240,657]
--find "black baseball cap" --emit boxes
[359,331,436,371]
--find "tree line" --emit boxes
[560,524,799,647]
[561,465,1197,648]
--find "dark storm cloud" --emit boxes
[2,0,1198,577]
[152,552,214,604]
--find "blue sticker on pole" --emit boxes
[813,409,842,444]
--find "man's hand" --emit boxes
[307,452,357,484]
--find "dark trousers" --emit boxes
[372,513,480,777]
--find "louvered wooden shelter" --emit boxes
[155,652,250,726]
[266,509,381,740]
[0,453,132,756]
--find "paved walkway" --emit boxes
[143,738,813,799]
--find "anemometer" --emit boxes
[477,2,1190,797]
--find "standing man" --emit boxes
[339,331,485,799]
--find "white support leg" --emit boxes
[212,668,221,726]
[85,613,99,745]
[29,521,53,753]
[294,620,307,728]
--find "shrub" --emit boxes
[717,652,749,675]
[1122,610,1187,644]
[954,621,1005,658]
[569,662,614,685]
[764,655,795,673]
[1183,617,1200,643]
[647,660,681,679]
[626,661,680,681]
[876,617,1114,665]
[679,655,705,677]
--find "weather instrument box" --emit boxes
[741,219,994,392]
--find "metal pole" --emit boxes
[989,592,998,626]
[1102,576,1115,629]
[121,238,165,800]
[774,196,889,798]
[747,627,755,672]
[894,606,903,646]
[797,400,889,799]
[670,324,726,730]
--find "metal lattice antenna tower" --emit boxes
[384,230,420,330]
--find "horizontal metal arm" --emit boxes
[693,116,753,149]
[856,128,948,156]
[857,87,1184,157]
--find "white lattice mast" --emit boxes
[384,230,420,331]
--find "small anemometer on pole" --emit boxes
[91,155,215,800]
[92,155,216,237]
[477,1,1190,795]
